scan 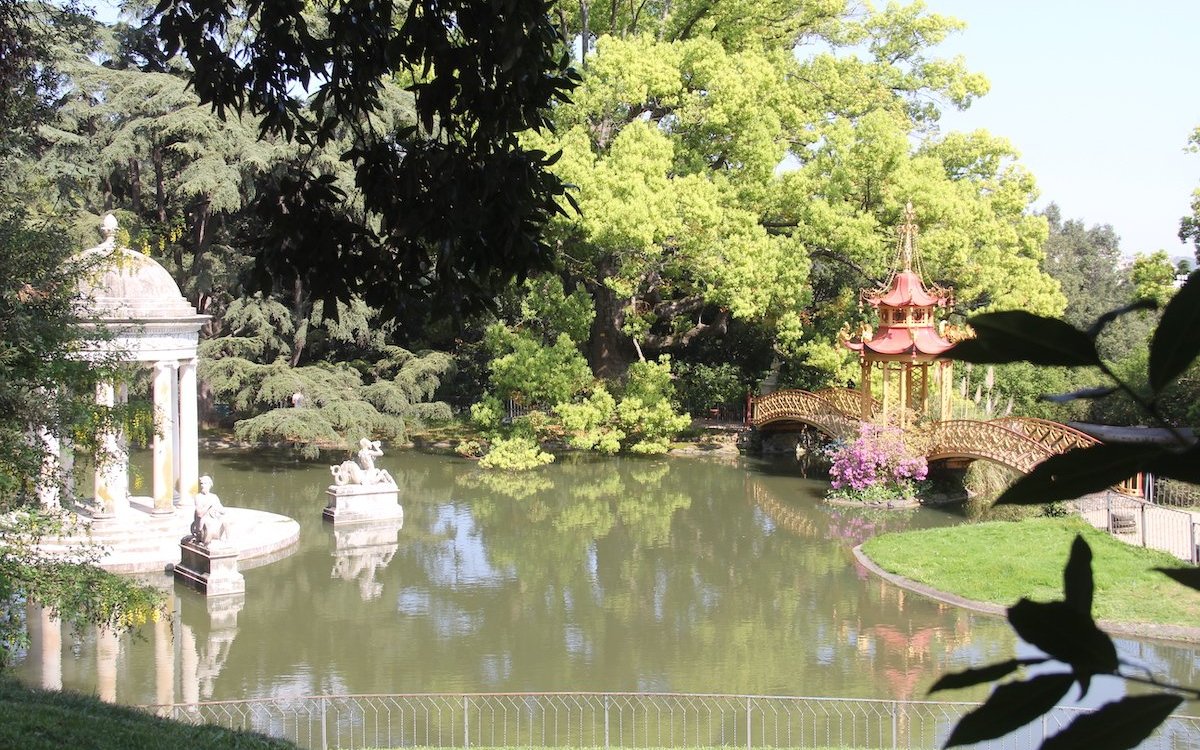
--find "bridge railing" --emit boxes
[1072,492,1199,563]
[138,691,1200,750]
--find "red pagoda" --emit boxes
[845,203,956,427]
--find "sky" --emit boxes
[922,1,1200,259]
[87,1,1199,259]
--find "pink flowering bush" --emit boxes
[825,423,928,504]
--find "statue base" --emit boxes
[323,484,404,525]
[174,539,245,597]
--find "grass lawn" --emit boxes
[0,679,297,750]
[861,516,1200,627]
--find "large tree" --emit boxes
[524,1,1062,379]
[1040,203,1152,362]
[151,0,578,319]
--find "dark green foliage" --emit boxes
[1040,204,1153,362]
[0,213,109,508]
[1149,270,1200,392]
[674,362,748,416]
[155,0,579,318]
[934,272,1200,747]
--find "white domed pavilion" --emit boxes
[75,213,209,517]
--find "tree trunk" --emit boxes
[128,158,142,216]
[585,267,635,379]
[289,274,310,367]
[152,145,167,224]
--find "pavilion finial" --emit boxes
[101,213,118,244]
[898,202,918,272]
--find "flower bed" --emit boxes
[825,423,927,506]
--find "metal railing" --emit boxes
[139,692,1200,749]
[1073,492,1199,562]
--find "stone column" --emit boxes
[36,427,61,509]
[96,626,120,703]
[178,359,200,506]
[154,607,175,707]
[27,603,62,690]
[171,366,181,503]
[93,381,126,518]
[180,624,199,708]
[114,383,129,503]
[152,361,177,514]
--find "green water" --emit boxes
[15,450,1200,708]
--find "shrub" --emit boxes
[477,436,554,470]
[825,423,927,504]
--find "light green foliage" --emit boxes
[477,436,555,470]
[555,386,623,453]
[484,325,593,405]
[0,210,164,666]
[616,359,692,453]
[1131,250,1178,307]
[469,396,504,431]
[552,358,691,455]
[530,2,1061,385]
[520,275,595,345]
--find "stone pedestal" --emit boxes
[174,539,245,596]
[323,484,403,525]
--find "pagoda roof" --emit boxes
[846,325,954,358]
[867,270,948,308]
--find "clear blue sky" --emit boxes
[924,0,1200,259]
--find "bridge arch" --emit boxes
[751,389,859,440]
[925,420,1059,475]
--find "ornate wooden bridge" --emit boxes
[751,389,1139,493]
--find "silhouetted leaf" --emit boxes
[1087,298,1158,338]
[1063,536,1094,617]
[1147,443,1200,483]
[1041,386,1117,403]
[929,659,1045,694]
[1149,270,1200,393]
[995,444,1161,505]
[944,674,1074,747]
[1155,567,1200,592]
[1007,600,1117,690]
[948,312,1100,367]
[1041,694,1183,750]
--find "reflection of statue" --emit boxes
[331,547,396,601]
[330,438,396,486]
[191,475,230,546]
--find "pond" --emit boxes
[13,450,1200,709]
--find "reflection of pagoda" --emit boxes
[845,203,956,427]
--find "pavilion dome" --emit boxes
[75,214,199,321]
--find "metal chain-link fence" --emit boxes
[140,691,1200,750]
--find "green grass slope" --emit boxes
[861,516,1200,627]
[0,678,298,750]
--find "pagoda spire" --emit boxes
[898,201,918,272]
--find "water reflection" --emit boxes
[13,451,1200,711]
[330,520,403,601]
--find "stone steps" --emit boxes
[35,500,301,575]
